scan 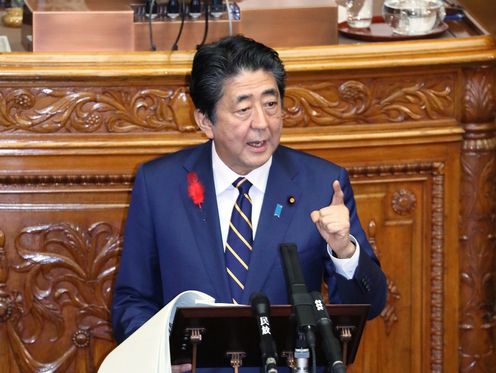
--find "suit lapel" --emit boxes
[241,148,301,303]
[182,142,232,303]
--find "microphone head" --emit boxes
[250,291,271,316]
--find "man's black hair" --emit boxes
[189,34,286,123]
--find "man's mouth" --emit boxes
[247,140,266,148]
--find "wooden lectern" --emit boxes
[170,304,368,370]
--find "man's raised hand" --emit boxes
[310,180,356,259]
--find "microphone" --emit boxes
[145,0,158,18]
[279,243,317,356]
[250,292,278,373]
[167,0,180,19]
[279,243,317,336]
[311,291,346,373]
[210,0,224,18]
[189,0,202,19]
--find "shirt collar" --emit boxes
[211,141,272,195]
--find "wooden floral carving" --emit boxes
[0,231,23,325]
[284,77,453,127]
[459,66,496,372]
[381,279,400,336]
[0,87,196,133]
[6,222,123,371]
[0,75,454,133]
[367,219,400,335]
[462,68,495,123]
[392,189,417,216]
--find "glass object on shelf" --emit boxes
[344,0,373,29]
[383,0,446,35]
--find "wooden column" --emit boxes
[459,65,496,372]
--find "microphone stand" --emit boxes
[294,330,310,373]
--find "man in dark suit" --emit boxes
[112,35,387,372]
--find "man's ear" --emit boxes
[194,110,214,139]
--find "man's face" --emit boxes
[196,69,283,175]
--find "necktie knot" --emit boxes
[233,177,252,195]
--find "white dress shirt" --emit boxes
[211,142,359,279]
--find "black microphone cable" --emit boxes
[147,0,157,51]
[171,0,187,51]
[197,1,210,49]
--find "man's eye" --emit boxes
[237,107,250,114]
[265,101,280,112]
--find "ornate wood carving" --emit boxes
[391,189,417,216]
[5,222,123,372]
[0,174,134,187]
[0,75,455,134]
[0,87,196,133]
[349,162,445,372]
[462,68,495,123]
[367,219,400,336]
[459,66,496,373]
[0,231,22,325]
[0,162,444,372]
[381,279,401,336]
[0,230,24,373]
[284,76,454,127]
[430,163,445,373]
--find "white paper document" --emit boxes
[98,290,217,373]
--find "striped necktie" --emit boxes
[225,177,253,304]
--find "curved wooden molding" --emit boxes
[0,37,493,77]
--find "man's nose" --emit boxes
[251,105,269,129]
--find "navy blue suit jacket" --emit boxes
[112,141,387,370]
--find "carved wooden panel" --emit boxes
[0,86,196,134]
[0,160,451,373]
[284,73,455,127]
[0,176,130,372]
[345,162,445,373]
[0,71,456,134]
